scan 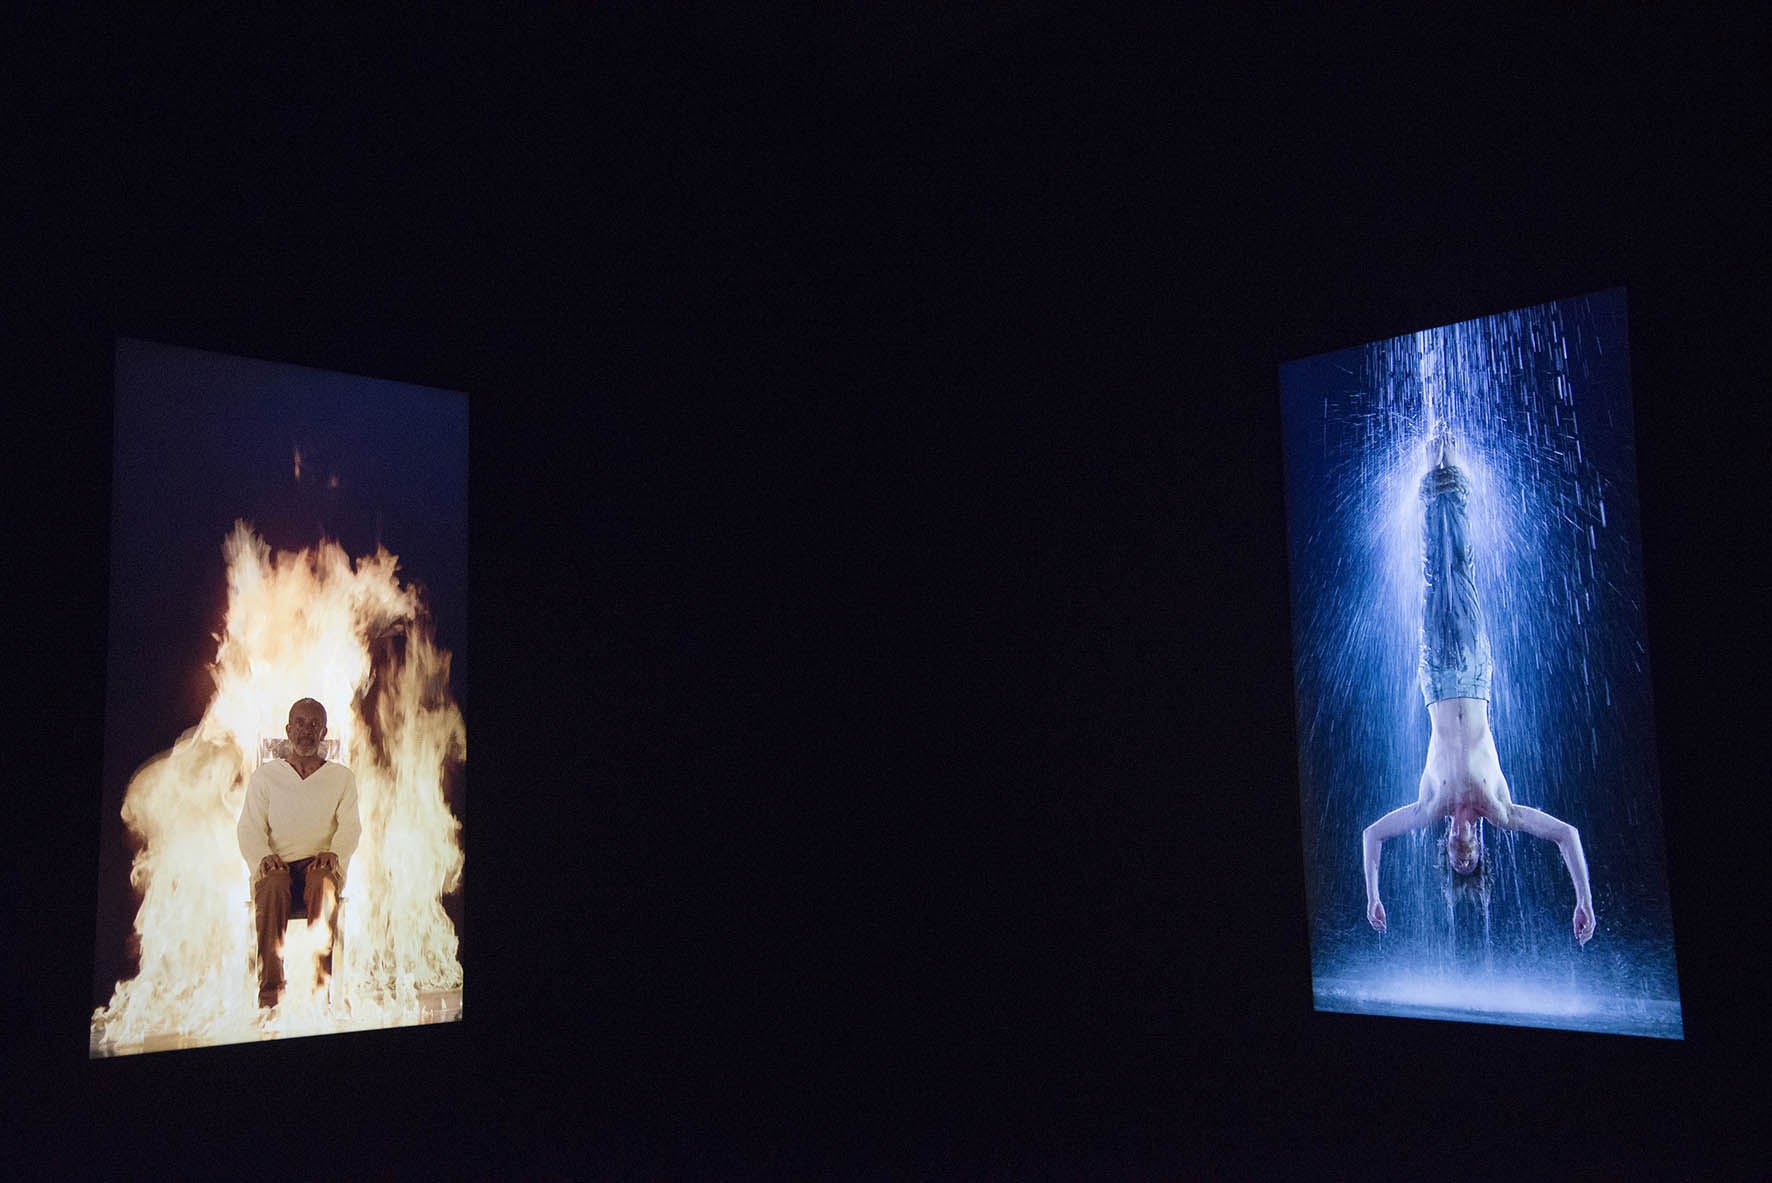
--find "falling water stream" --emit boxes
[1282,290,1681,1038]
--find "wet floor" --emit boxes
[1315,975,1681,1039]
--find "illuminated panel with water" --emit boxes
[1278,289,1682,1039]
[91,339,467,1056]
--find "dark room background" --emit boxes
[11,6,1764,1176]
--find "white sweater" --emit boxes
[236,760,362,885]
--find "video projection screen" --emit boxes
[1279,288,1682,1038]
[91,338,467,1056]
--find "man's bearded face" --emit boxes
[286,701,327,756]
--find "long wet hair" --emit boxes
[1437,821,1493,909]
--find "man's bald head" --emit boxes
[289,697,328,726]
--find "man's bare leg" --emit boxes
[1428,427,1457,469]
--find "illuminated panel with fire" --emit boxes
[92,339,466,1056]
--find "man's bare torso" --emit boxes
[1418,697,1513,826]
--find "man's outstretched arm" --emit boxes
[1362,803,1433,932]
[1502,804,1596,944]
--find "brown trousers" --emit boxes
[252,857,341,1007]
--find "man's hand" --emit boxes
[311,851,340,876]
[260,854,288,875]
[1573,900,1595,945]
[1367,897,1387,933]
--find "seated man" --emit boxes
[1360,430,1595,945]
[236,697,362,1008]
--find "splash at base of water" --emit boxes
[1315,973,1681,1040]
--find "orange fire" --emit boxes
[91,521,465,1054]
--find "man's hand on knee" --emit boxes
[311,851,340,876]
[260,854,288,875]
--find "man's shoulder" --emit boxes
[246,759,290,786]
[319,761,358,804]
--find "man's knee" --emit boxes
[254,868,291,905]
[304,868,340,910]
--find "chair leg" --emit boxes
[332,908,345,1007]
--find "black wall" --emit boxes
[13,7,1764,1176]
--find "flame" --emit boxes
[92,521,465,1054]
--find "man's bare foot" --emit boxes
[1426,429,1457,469]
